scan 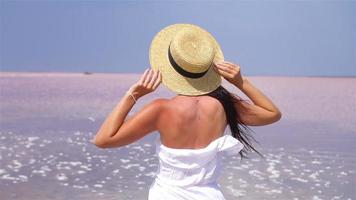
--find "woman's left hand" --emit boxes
[129,68,162,100]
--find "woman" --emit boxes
[92,24,281,199]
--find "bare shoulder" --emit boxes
[125,98,169,122]
[201,95,222,105]
[144,98,169,110]
[151,98,170,104]
[196,96,225,113]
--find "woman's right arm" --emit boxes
[213,61,282,126]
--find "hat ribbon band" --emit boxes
[168,46,209,79]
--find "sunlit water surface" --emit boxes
[0,73,355,200]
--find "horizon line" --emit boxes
[1,70,355,78]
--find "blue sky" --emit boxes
[0,1,355,76]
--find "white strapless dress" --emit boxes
[148,134,244,200]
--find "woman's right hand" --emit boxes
[128,68,161,100]
[213,61,246,88]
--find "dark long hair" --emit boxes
[206,85,263,159]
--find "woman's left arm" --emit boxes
[92,68,162,148]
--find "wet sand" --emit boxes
[0,72,355,200]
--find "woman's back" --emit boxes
[149,95,245,200]
[158,95,228,150]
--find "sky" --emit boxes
[0,0,355,76]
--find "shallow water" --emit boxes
[0,72,355,200]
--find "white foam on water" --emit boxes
[132,146,145,151]
[226,185,246,197]
[240,164,250,169]
[255,183,268,189]
[80,165,92,171]
[339,171,347,176]
[309,171,319,180]
[67,138,73,143]
[73,184,89,189]
[238,178,247,184]
[27,158,36,165]
[137,181,145,185]
[312,195,322,200]
[144,172,156,177]
[291,177,308,183]
[143,158,151,162]
[31,169,47,176]
[311,160,322,165]
[240,183,249,188]
[122,163,139,169]
[93,184,103,188]
[138,166,146,172]
[231,166,243,170]
[41,165,52,172]
[28,136,40,142]
[56,173,68,181]
[1,174,17,181]
[267,163,280,179]
[331,196,342,200]
[88,117,96,122]
[265,189,282,195]
[10,160,23,169]
[0,169,6,175]
[149,163,157,167]
[248,169,265,180]
[18,175,28,182]
[120,159,130,163]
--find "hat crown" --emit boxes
[170,29,215,73]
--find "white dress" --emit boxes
[148,134,244,200]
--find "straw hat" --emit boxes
[149,23,224,95]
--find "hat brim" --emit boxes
[149,24,224,96]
